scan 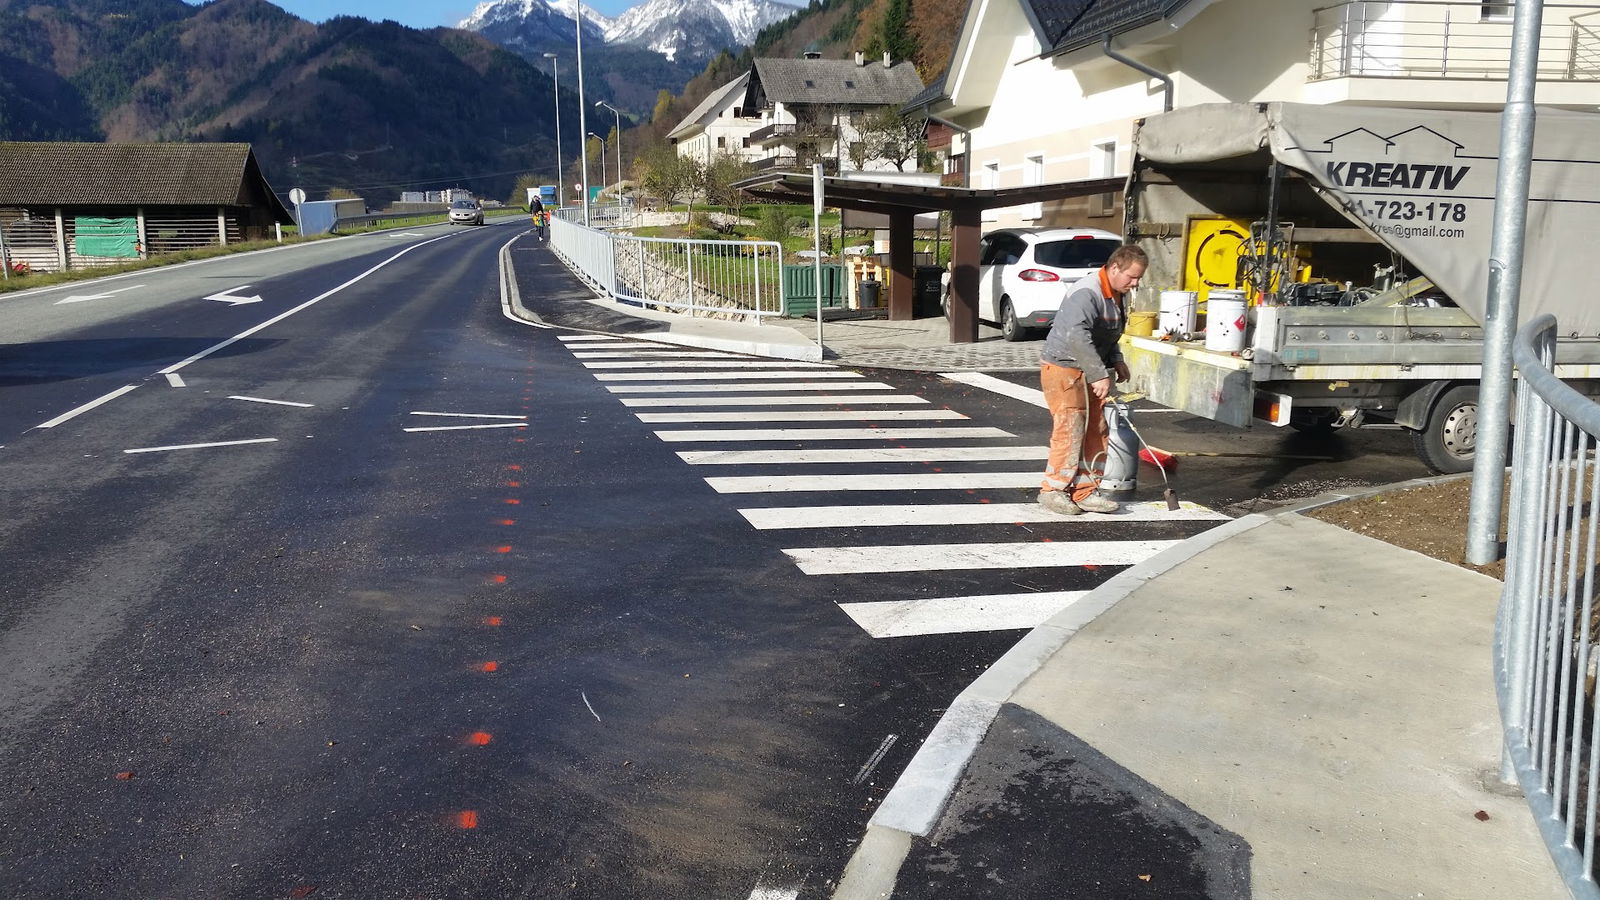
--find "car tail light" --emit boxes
[1073,234,1096,240]
[1016,269,1060,282]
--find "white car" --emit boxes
[974,228,1122,341]
[448,199,484,226]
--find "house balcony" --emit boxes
[1310,2,1600,81]
[751,155,840,174]
[748,122,839,148]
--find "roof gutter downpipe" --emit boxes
[1102,34,1173,112]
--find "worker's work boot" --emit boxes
[1037,491,1083,516]
[1074,493,1120,514]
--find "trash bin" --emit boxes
[914,265,945,318]
[857,277,881,308]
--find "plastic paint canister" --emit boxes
[1158,290,1197,337]
[1205,289,1249,353]
[1126,311,1157,336]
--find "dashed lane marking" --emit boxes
[230,396,314,408]
[409,411,528,420]
[124,437,279,454]
[404,423,529,433]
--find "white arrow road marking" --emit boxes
[54,284,145,305]
[403,423,528,433]
[230,396,314,408]
[840,591,1092,638]
[124,438,279,454]
[409,411,528,420]
[36,385,141,429]
[782,540,1180,575]
[205,285,264,305]
[392,232,428,237]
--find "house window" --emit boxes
[845,80,855,89]
[1091,140,1117,217]
[1023,154,1044,220]
[1481,2,1513,20]
[982,162,1000,222]
[849,109,863,127]
[718,136,727,149]
[804,79,815,88]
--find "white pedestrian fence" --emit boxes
[549,208,786,320]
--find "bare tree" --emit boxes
[702,153,758,221]
[636,143,702,223]
[853,107,925,172]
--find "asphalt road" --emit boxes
[0,221,1434,898]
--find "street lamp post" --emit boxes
[588,132,608,198]
[575,1,591,225]
[543,52,562,203]
[596,100,622,200]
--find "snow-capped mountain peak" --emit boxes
[460,0,797,64]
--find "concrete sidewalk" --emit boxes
[509,244,1562,898]
[837,508,1562,899]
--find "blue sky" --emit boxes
[196,1,635,30]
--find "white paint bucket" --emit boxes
[1158,290,1197,337]
[1205,290,1249,353]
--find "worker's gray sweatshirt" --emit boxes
[1040,270,1125,382]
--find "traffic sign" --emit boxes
[289,188,306,206]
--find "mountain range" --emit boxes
[460,0,799,63]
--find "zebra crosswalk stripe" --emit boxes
[707,472,1039,493]
[677,446,1045,464]
[608,382,897,393]
[739,501,1229,528]
[653,426,1013,443]
[783,540,1181,575]
[596,371,865,381]
[582,360,831,369]
[637,410,968,423]
[838,592,1090,638]
[625,395,930,407]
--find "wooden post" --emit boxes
[217,207,228,246]
[55,208,68,271]
[949,205,981,343]
[888,209,914,321]
[136,207,148,258]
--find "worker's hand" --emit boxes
[1114,361,1130,383]
[1090,377,1112,400]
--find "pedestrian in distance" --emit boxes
[1037,244,1148,516]
[531,197,547,240]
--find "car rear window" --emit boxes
[1033,238,1118,269]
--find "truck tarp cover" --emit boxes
[1136,102,1600,335]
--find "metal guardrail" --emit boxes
[1310,1,1600,80]
[548,212,785,319]
[1500,313,1600,898]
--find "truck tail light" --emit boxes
[1017,269,1060,282]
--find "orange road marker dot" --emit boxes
[494,545,512,554]
[479,661,500,673]
[506,465,522,471]
[455,810,479,829]
[483,616,504,626]
[497,519,516,526]
[487,575,508,585]
[467,731,493,746]
[501,481,522,488]
[503,498,521,505]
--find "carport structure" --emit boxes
[732,172,1124,342]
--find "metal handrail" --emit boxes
[1500,313,1600,897]
[1308,1,1600,80]
[548,214,786,319]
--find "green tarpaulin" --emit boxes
[74,217,139,258]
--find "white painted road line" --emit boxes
[678,446,1044,465]
[739,500,1231,528]
[597,371,863,382]
[409,411,528,420]
[783,540,1181,575]
[124,437,279,454]
[36,384,141,429]
[624,394,929,407]
[708,472,1041,494]
[165,373,186,388]
[608,382,897,394]
[653,426,1014,443]
[403,423,530,433]
[558,334,622,341]
[839,591,1091,638]
[940,371,1046,408]
[583,360,831,369]
[637,410,966,423]
[230,396,315,408]
[561,341,677,350]
[747,884,799,900]
[571,351,739,358]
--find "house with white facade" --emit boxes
[916,0,1600,231]
[740,50,926,175]
[667,72,764,166]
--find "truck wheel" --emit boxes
[1411,385,1478,474]
[1001,298,1026,342]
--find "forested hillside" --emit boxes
[0,0,598,205]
